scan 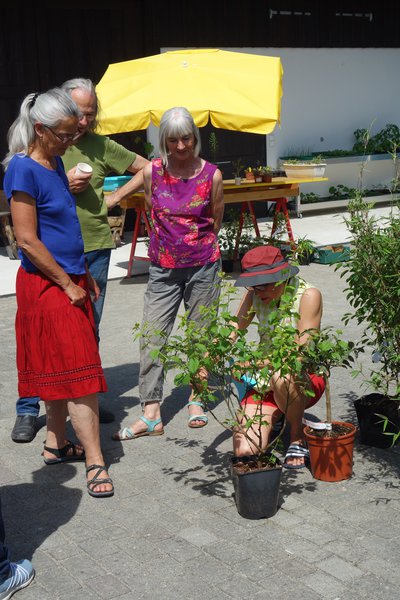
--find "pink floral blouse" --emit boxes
[147,158,221,268]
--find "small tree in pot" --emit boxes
[231,157,244,185]
[339,144,400,448]
[141,278,355,513]
[301,328,356,481]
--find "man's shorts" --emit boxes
[240,373,325,413]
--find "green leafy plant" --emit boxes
[338,136,400,402]
[237,233,272,258]
[294,236,315,264]
[134,135,155,159]
[136,279,354,456]
[283,156,326,166]
[258,166,272,175]
[329,184,357,200]
[141,281,301,461]
[218,211,263,259]
[310,154,325,164]
[209,132,219,163]
[231,157,244,179]
[244,166,255,178]
[340,196,400,399]
[353,123,400,155]
[300,192,320,204]
[301,328,355,431]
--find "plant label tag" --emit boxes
[302,417,329,430]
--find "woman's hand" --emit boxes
[63,280,87,306]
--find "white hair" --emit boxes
[2,88,79,170]
[158,107,201,164]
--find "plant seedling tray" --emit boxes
[313,244,351,264]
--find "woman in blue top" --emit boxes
[2,88,113,498]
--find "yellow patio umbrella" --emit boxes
[96,48,283,135]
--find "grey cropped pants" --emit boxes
[139,260,221,406]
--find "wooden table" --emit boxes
[118,176,327,277]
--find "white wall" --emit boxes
[236,47,400,168]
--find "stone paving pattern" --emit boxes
[1,262,400,599]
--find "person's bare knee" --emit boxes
[232,402,279,456]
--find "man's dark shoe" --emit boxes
[11,415,37,443]
[99,407,115,424]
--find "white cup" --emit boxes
[75,162,93,176]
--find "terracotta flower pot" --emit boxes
[304,421,357,482]
[262,174,272,183]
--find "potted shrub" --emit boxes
[145,281,303,519]
[143,279,355,513]
[294,236,316,265]
[253,166,263,183]
[218,222,237,272]
[340,188,400,448]
[244,166,255,181]
[302,329,356,482]
[335,135,400,448]
[231,157,244,185]
[259,166,273,183]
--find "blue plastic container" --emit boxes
[103,175,132,192]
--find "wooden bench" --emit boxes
[0,190,18,259]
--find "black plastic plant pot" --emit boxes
[297,250,313,265]
[221,258,234,273]
[354,393,400,449]
[230,455,282,519]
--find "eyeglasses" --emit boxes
[43,125,79,144]
[79,112,96,121]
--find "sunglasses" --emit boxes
[43,125,79,144]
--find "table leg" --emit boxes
[271,198,296,247]
[295,194,302,218]
[233,201,262,260]
[247,201,261,237]
[126,208,151,278]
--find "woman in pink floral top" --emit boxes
[113,107,224,441]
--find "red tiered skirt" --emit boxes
[15,268,107,401]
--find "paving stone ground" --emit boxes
[1,260,400,599]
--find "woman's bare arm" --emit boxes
[11,191,87,306]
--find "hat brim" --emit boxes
[234,264,299,287]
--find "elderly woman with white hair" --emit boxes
[113,106,224,441]
[2,88,113,497]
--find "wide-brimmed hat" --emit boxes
[234,245,299,287]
